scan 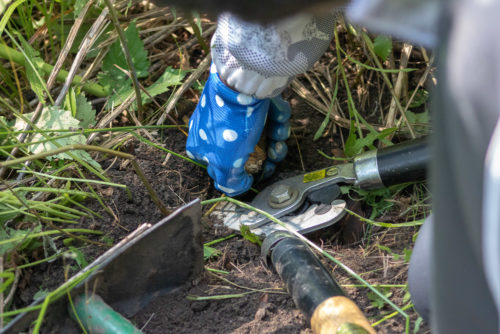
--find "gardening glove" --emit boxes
[185,65,291,196]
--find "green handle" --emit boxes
[70,294,142,334]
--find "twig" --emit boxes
[291,127,305,171]
[54,6,109,106]
[140,313,156,331]
[87,94,136,143]
[403,54,435,113]
[361,32,416,139]
[150,25,216,71]
[49,1,94,96]
[156,54,211,125]
[396,54,435,131]
[304,72,331,108]
[290,79,386,132]
[421,47,437,86]
[386,43,412,129]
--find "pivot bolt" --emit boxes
[270,184,292,204]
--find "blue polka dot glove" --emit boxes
[186,67,291,196]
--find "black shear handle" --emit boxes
[262,232,376,334]
[354,138,429,189]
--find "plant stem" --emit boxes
[186,13,210,54]
[0,44,108,97]
[131,160,170,216]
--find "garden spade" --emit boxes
[2,199,203,334]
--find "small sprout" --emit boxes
[204,245,221,261]
[240,225,262,246]
[367,287,393,310]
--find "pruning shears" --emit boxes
[212,138,428,334]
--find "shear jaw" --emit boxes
[212,199,347,237]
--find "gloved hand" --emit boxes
[186,65,291,196]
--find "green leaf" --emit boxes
[17,34,47,103]
[192,80,205,93]
[403,248,412,263]
[406,110,429,125]
[33,288,50,301]
[74,94,96,128]
[0,225,42,256]
[143,67,186,100]
[314,112,330,141]
[192,11,203,35]
[69,246,88,268]
[344,121,359,157]
[376,244,393,255]
[337,323,372,334]
[0,203,18,224]
[344,122,397,157]
[373,35,392,62]
[403,290,411,304]
[73,0,87,18]
[108,66,187,108]
[409,89,429,109]
[0,271,14,294]
[367,287,392,310]
[13,107,100,168]
[347,183,408,219]
[0,0,23,35]
[413,317,423,334]
[240,225,262,246]
[203,245,221,260]
[314,74,339,141]
[98,21,150,94]
[99,235,114,246]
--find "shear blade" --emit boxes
[212,199,347,237]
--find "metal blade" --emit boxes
[4,200,203,334]
[212,199,347,237]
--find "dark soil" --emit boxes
[11,92,429,334]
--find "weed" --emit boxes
[367,286,393,309]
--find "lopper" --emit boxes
[212,138,429,334]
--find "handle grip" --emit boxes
[71,294,143,334]
[262,232,375,334]
[354,138,429,189]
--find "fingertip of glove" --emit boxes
[267,141,288,163]
[269,97,291,122]
[261,161,277,180]
[268,122,291,141]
